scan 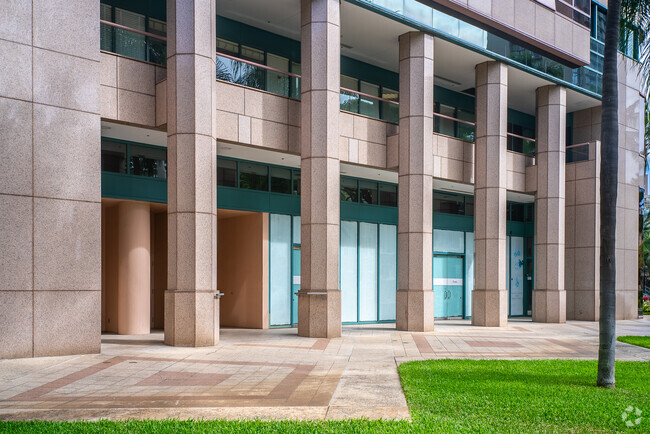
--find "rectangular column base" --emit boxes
[396,290,434,332]
[533,290,566,323]
[164,290,220,347]
[297,290,341,338]
[471,289,508,327]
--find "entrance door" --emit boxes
[508,236,525,316]
[433,255,464,318]
[291,245,300,326]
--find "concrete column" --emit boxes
[297,0,341,338]
[472,62,508,327]
[165,0,219,346]
[533,86,567,323]
[117,202,151,334]
[396,32,435,332]
[0,0,101,358]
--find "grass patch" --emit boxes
[618,336,650,349]
[399,359,649,433]
[1,360,649,432]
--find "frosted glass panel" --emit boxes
[292,216,301,245]
[269,214,292,326]
[465,232,474,317]
[510,237,525,316]
[340,221,358,323]
[433,229,465,253]
[359,223,378,322]
[379,224,397,321]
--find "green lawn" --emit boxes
[618,335,650,349]
[1,360,648,433]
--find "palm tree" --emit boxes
[598,0,650,389]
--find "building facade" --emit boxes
[0,0,645,358]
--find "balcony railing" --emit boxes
[507,132,536,156]
[566,142,590,163]
[433,112,476,142]
[100,19,167,65]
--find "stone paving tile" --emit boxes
[0,318,648,421]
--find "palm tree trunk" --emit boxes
[597,0,621,389]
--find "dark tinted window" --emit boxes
[508,203,525,222]
[434,193,464,215]
[341,178,358,202]
[239,162,268,191]
[130,145,167,178]
[380,184,398,207]
[270,167,291,194]
[292,170,301,195]
[359,181,378,205]
[101,140,126,174]
[217,158,237,187]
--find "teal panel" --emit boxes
[435,85,475,113]
[217,186,300,215]
[433,213,474,232]
[447,257,464,317]
[433,255,464,318]
[341,56,398,90]
[508,108,536,131]
[341,201,398,225]
[101,172,167,203]
[217,16,301,62]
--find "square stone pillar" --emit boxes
[297,0,341,338]
[396,32,435,332]
[533,86,567,323]
[165,0,219,347]
[472,62,508,327]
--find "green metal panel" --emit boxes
[340,201,398,225]
[341,56,399,90]
[217,186,301,215]
[101,172,167,203]
[433,213,474,232]
[435,85,475,113]
[508,108,536,131]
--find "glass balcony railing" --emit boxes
[566,142,590,163]
[100,19,167,65]
[433,112,476,142]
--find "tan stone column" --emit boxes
[533,86,567,323]
[165,0,219,346]
[396,32,435,332]
[472,62,508,327]
[297,0,341,338]
[117,201,151,334]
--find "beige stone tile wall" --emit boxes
[566,54,644,321]
[100,52,162,127]
[339,112,389,168]
[0,0,101,358]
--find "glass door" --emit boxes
[508,236,525,316]
[433,254,464,318]
[291,245,300,326]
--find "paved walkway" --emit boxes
[0,318,648,422]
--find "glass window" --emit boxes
[359,180,378,205]
[291,62,301,99]
[217,158,237,187]
[435,103,456,137]
[114,8,146,61]
[341,178,358,202]
[457,109,476,142]
[266,53,290,97]
[100,4,113,52]
[433,229,465,254]
[270,167,291,194]
[359,81,380,119]
[507,203,525,222]
[381,87,399,123]
[340,75,359,114]
[292,169,301,195]
[101,140,126,174]
[130,145,167,178]
[217,38,239,55]
[241,45,264,62]
[340,220,358,323]
[378,224,397,321]
[379,184,398,207]
[434,192,464,215]
[147,17,167,64]
[465,196,474,216]
[239,162,268,191]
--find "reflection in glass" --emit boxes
[217,158,237,187]
[130,145,167,178]
[380,184,398,207]
[360,181,378,205]
[341,178,358,202]
[239,162,268,191]
[101,140,126,174]
[270,167,291,194]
